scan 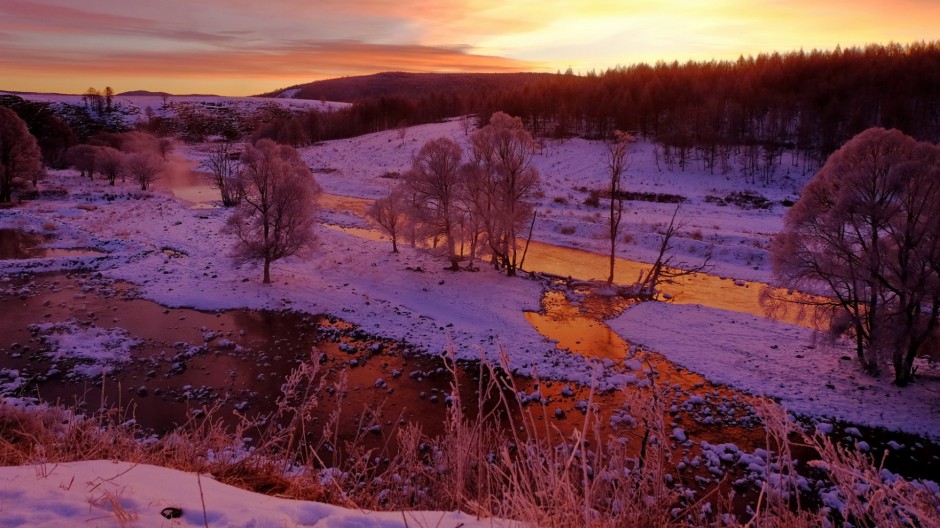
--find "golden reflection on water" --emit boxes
[523,241,825,328]
[322,224,386,242]
[524,291,630,361]
[320,193,371,215]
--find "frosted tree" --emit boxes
[771,128,940,385]
[368,187,408,253]
[93,146,124,185]
[0,107,44,202]
[204,141,243,206]
[225,139,320,284]
[123,152,163,190]
[466,112,540,276]
[66,144,98,178]
[403,137,464,270]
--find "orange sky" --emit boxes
[2,0,938,96]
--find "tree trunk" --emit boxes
[894,352,912,386]
[263,258,271,284]
[608,245,616,285]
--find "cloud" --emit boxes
[0,39,541,94]
[0,0,152,31]
[2,0,939,95]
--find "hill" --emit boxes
[261,71,549,101]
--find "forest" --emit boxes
[259,42,940,179]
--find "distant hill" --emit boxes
[260,71,550,102]
[117,90,221,97]
[117,90,171,97]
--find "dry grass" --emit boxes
[2,352,938,527]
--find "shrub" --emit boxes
[705,190,773,209]
[584,190,601,207]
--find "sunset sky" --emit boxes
[2,0,939,96]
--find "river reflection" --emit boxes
[0,273,462,453]
[0,229,104,260]
[525,291,630,361]
[523,240,827,328]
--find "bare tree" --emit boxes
[157,138,174,160]
[123,152,163,190]
[403,137,464,270]
[460,114,473,136]
[635,203,712,298]
[466,112,540,276]
[204,141,243,206]
[606,131,634,285]
[225,139,320,284]
[771,128,940,385]
[103,86,115,114]
[0,107,44,203]
[82,87,104,114]
[368,187,408,253]
[66,144,98,178]
[93,146,124,186]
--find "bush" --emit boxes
[584,190,601,207]
[705,190,773,209]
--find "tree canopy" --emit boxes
[771,128,940,385]
[0,107,44,203]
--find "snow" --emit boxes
[2,92,346,118]
[608,302,940,438]
[0,460,513,528]
[29,320,141,378]
[300,117,794,284]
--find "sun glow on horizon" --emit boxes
[1,0,938,96]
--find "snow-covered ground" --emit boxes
[0,460,512,527]
[301,117,795,284]
[6,92,346,117]
[609,303,940,438]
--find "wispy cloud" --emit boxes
[2,0,938,95]
[0,38,539,94]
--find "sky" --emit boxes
[2,0,939,96]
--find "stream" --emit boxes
[2,165,935,507]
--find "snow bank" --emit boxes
[609,302,940,438]
[0,460,515,528]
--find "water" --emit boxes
[0,273,462,454]
[0,229,104,260]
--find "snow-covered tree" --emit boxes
[123,152,163,190]
[772,128,940,385]
[368,187,408,253]
[204,141,242,206]
[225,139,320,284]
[66,144,98,179]
[93,146,123,185]
[466,112,540,276]
[403,137,464,270]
